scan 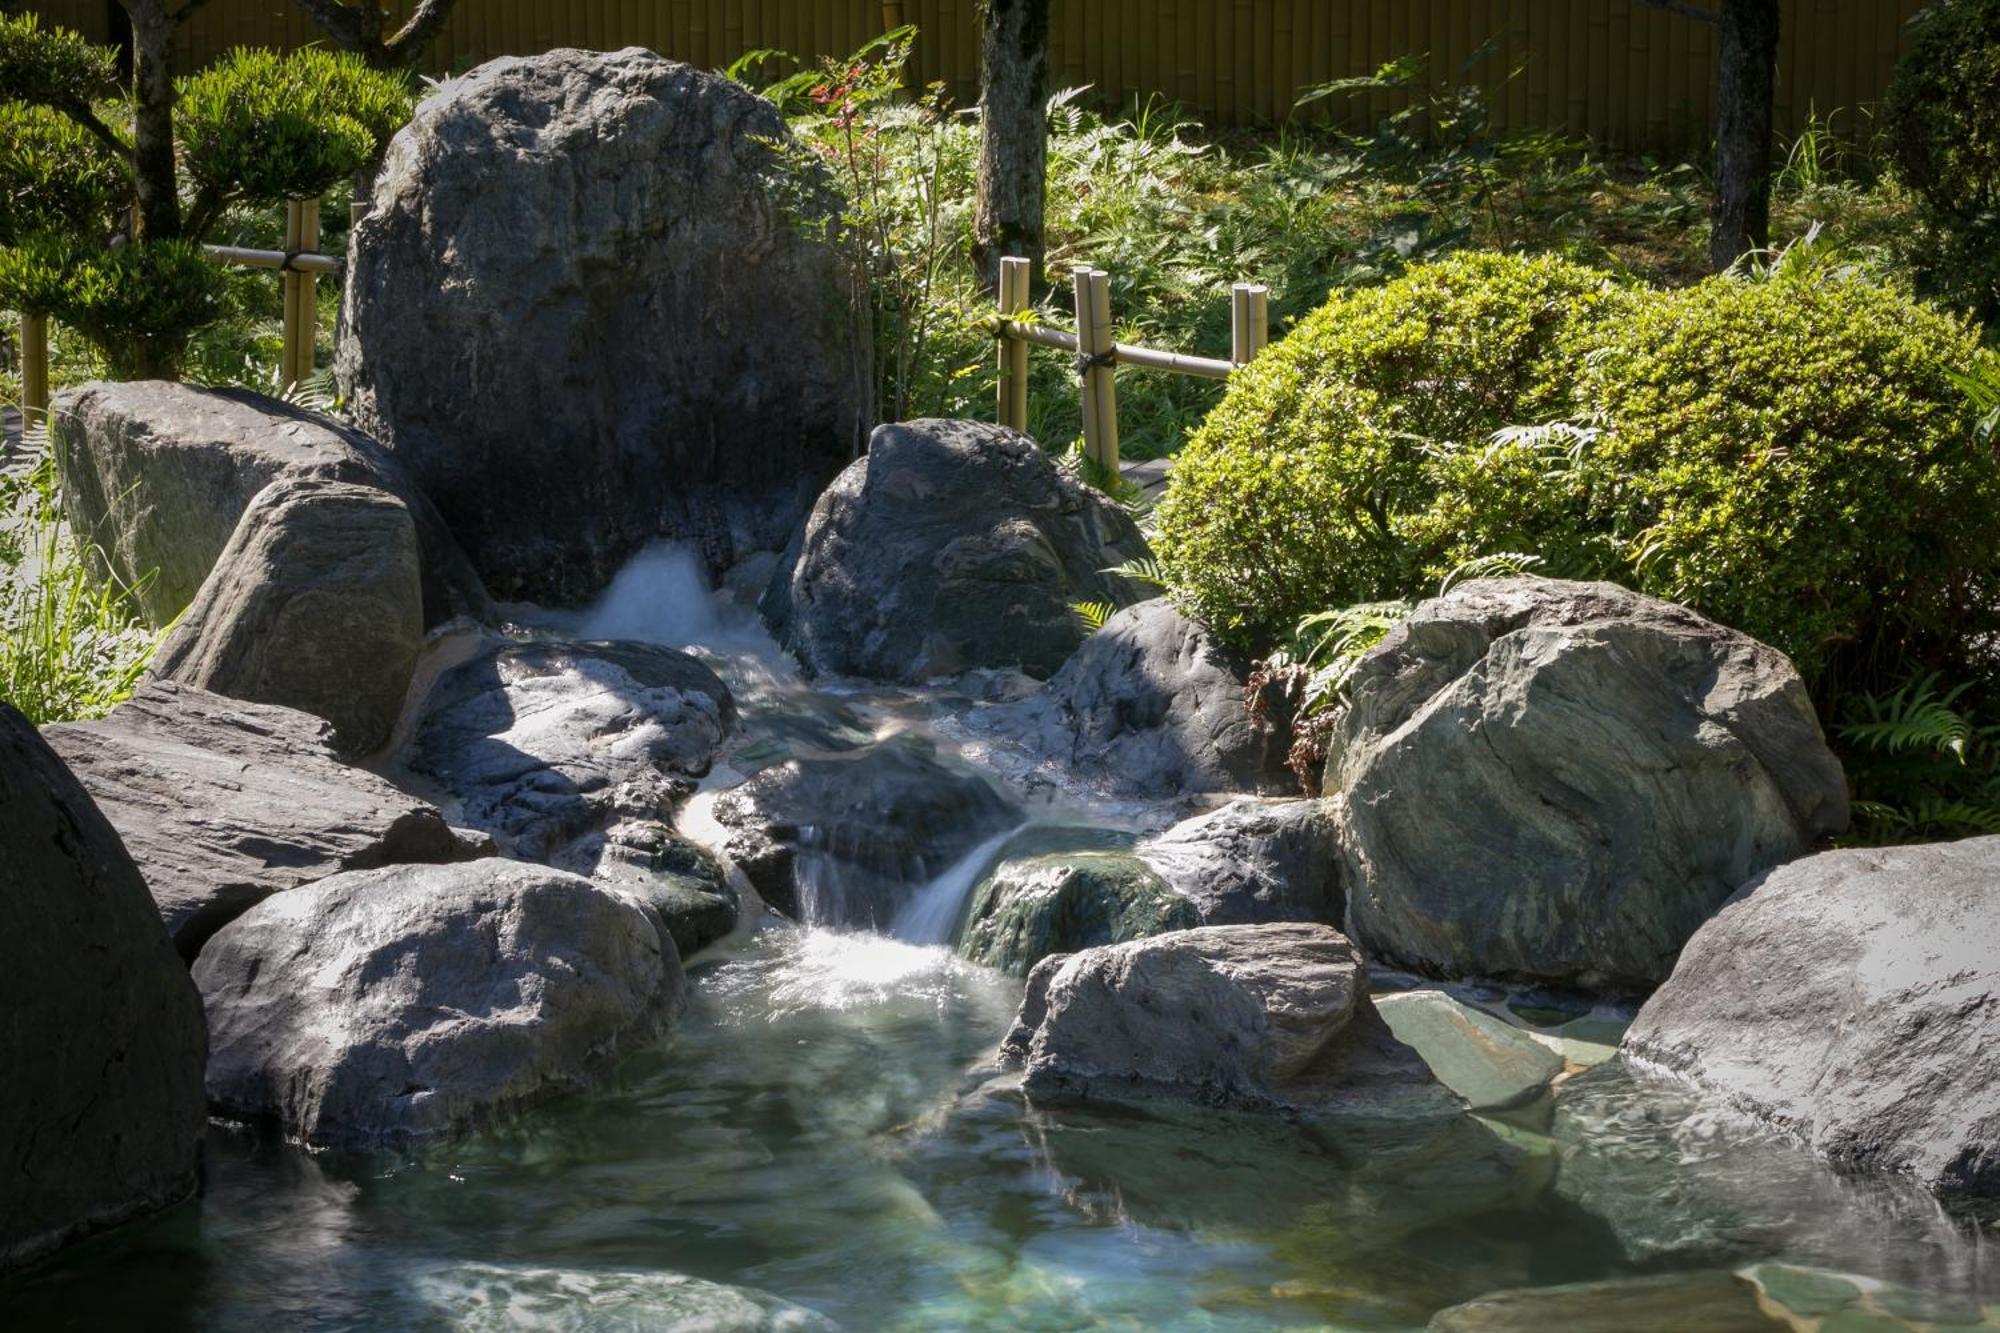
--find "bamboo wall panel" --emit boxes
[24,1,1924,153]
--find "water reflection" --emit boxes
[5,925,1997,1331]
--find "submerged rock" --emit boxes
[148,477,423,755]
[51,379,489,627]
[1624,836,2000,1196]
[44,682,483,960]
[339,48,861,603]
[0,704,207,1275]
[413,1264,839,1331]
[195,860,680,1148]
[410,639,734,861]
[1426,1270,1783,1332]
[990,598,1296,797]
[708,732,1020,929]
[761,419,1149,683]
[999,923,1450,1116]
[1328,577,1848,990]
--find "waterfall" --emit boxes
[889,827,1019,947]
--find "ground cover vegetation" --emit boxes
[3,8,1996,837]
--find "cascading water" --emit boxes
[888,827,1022,946]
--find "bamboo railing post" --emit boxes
[1230,281,1254,367]
[281,198,305,389]
[296,197,322,388]
[996,255,1030,431]
[19,312,49,431]
[1247,283,1270,360]
[1070,265,1101,466]
[1086,268,1119,475]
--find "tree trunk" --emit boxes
[972,0,1050,294]
[123,0,182,241]
[1710,0,1779,272]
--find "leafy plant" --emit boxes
[1840,673,2000,842]
[0,436,167,723]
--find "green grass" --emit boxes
[0,433,167,723]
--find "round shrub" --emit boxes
[0,237,228,379]
[1572,272,2000,690]
[1153,251,1623,644]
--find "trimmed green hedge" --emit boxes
[1155,250,2000,694]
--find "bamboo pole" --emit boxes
[19,312,49,432]
[296,197,322,388]
[1247,283,1270,360]
[202,245,342,274]
[996,255,1031,431]
[281,199,304,389]
[1070,266,1102,467]
[1230,281,1254,366]
[1086,268,1119,475]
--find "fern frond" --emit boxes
[1071,600,1115,633]
[1102,556,1168,589]
[1840,673,1976,763]
[1437,551,1545,596]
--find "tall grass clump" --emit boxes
[0,437,165,723]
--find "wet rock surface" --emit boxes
[195,860,681,1148]
[148,477,423,755]
[1139,797,1341,925]
[0,704,207,1274]
[409,639,734,862]
[338,48,861,603]
[1426,1271,1784,1332]
[44,681,483,960]
[1328,576,1849,990]
[708,731,1020,929]
[1625,836,2000,1196]
[958,833,1200,975]
[761,419,1150,683]
[51,379,488,627]
[999,922,1452,1116]
[988,598,1297,797]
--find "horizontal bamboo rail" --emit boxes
[200,244,341,274]
[993,257,1267,482]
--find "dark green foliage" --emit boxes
[1884,0,2000,318]
[177,47,411,215]
[0,104,129,247]
[1152,251,1622,643]
[1840,674,2000,842]
[0,12,116,115]
[3,237,227,378]
[1155,250,2000,707]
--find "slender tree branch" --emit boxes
[386,0,458,68]
[1634,0,1721,22]
[58,98,136,161]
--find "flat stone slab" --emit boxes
[1375,990,1566,1111]
[1427,1270,1785,1332]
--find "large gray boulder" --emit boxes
[1140,798,1341,925]
[0,704,206,1275]
[408,639,734,863]
[194,860,679,1148]
[337,48,862,603]
[1623,837,2000,1196]
[708,732,1020,929]
[1328,578,1848,990]
[998,923,1449,1116]
[761,419,1150,683]
[992,598,1296,796]
[147,478,423,755]
[45,682,483,960]
[52,380,489,628]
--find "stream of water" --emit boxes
[5,544,1996,1331]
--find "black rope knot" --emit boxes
[1073,348,1116,379]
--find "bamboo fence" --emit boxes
[25,0,1925,153]
[994,256,1268,477]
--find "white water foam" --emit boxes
[889,827,1020,947]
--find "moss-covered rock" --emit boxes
[959,845,1200,976]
